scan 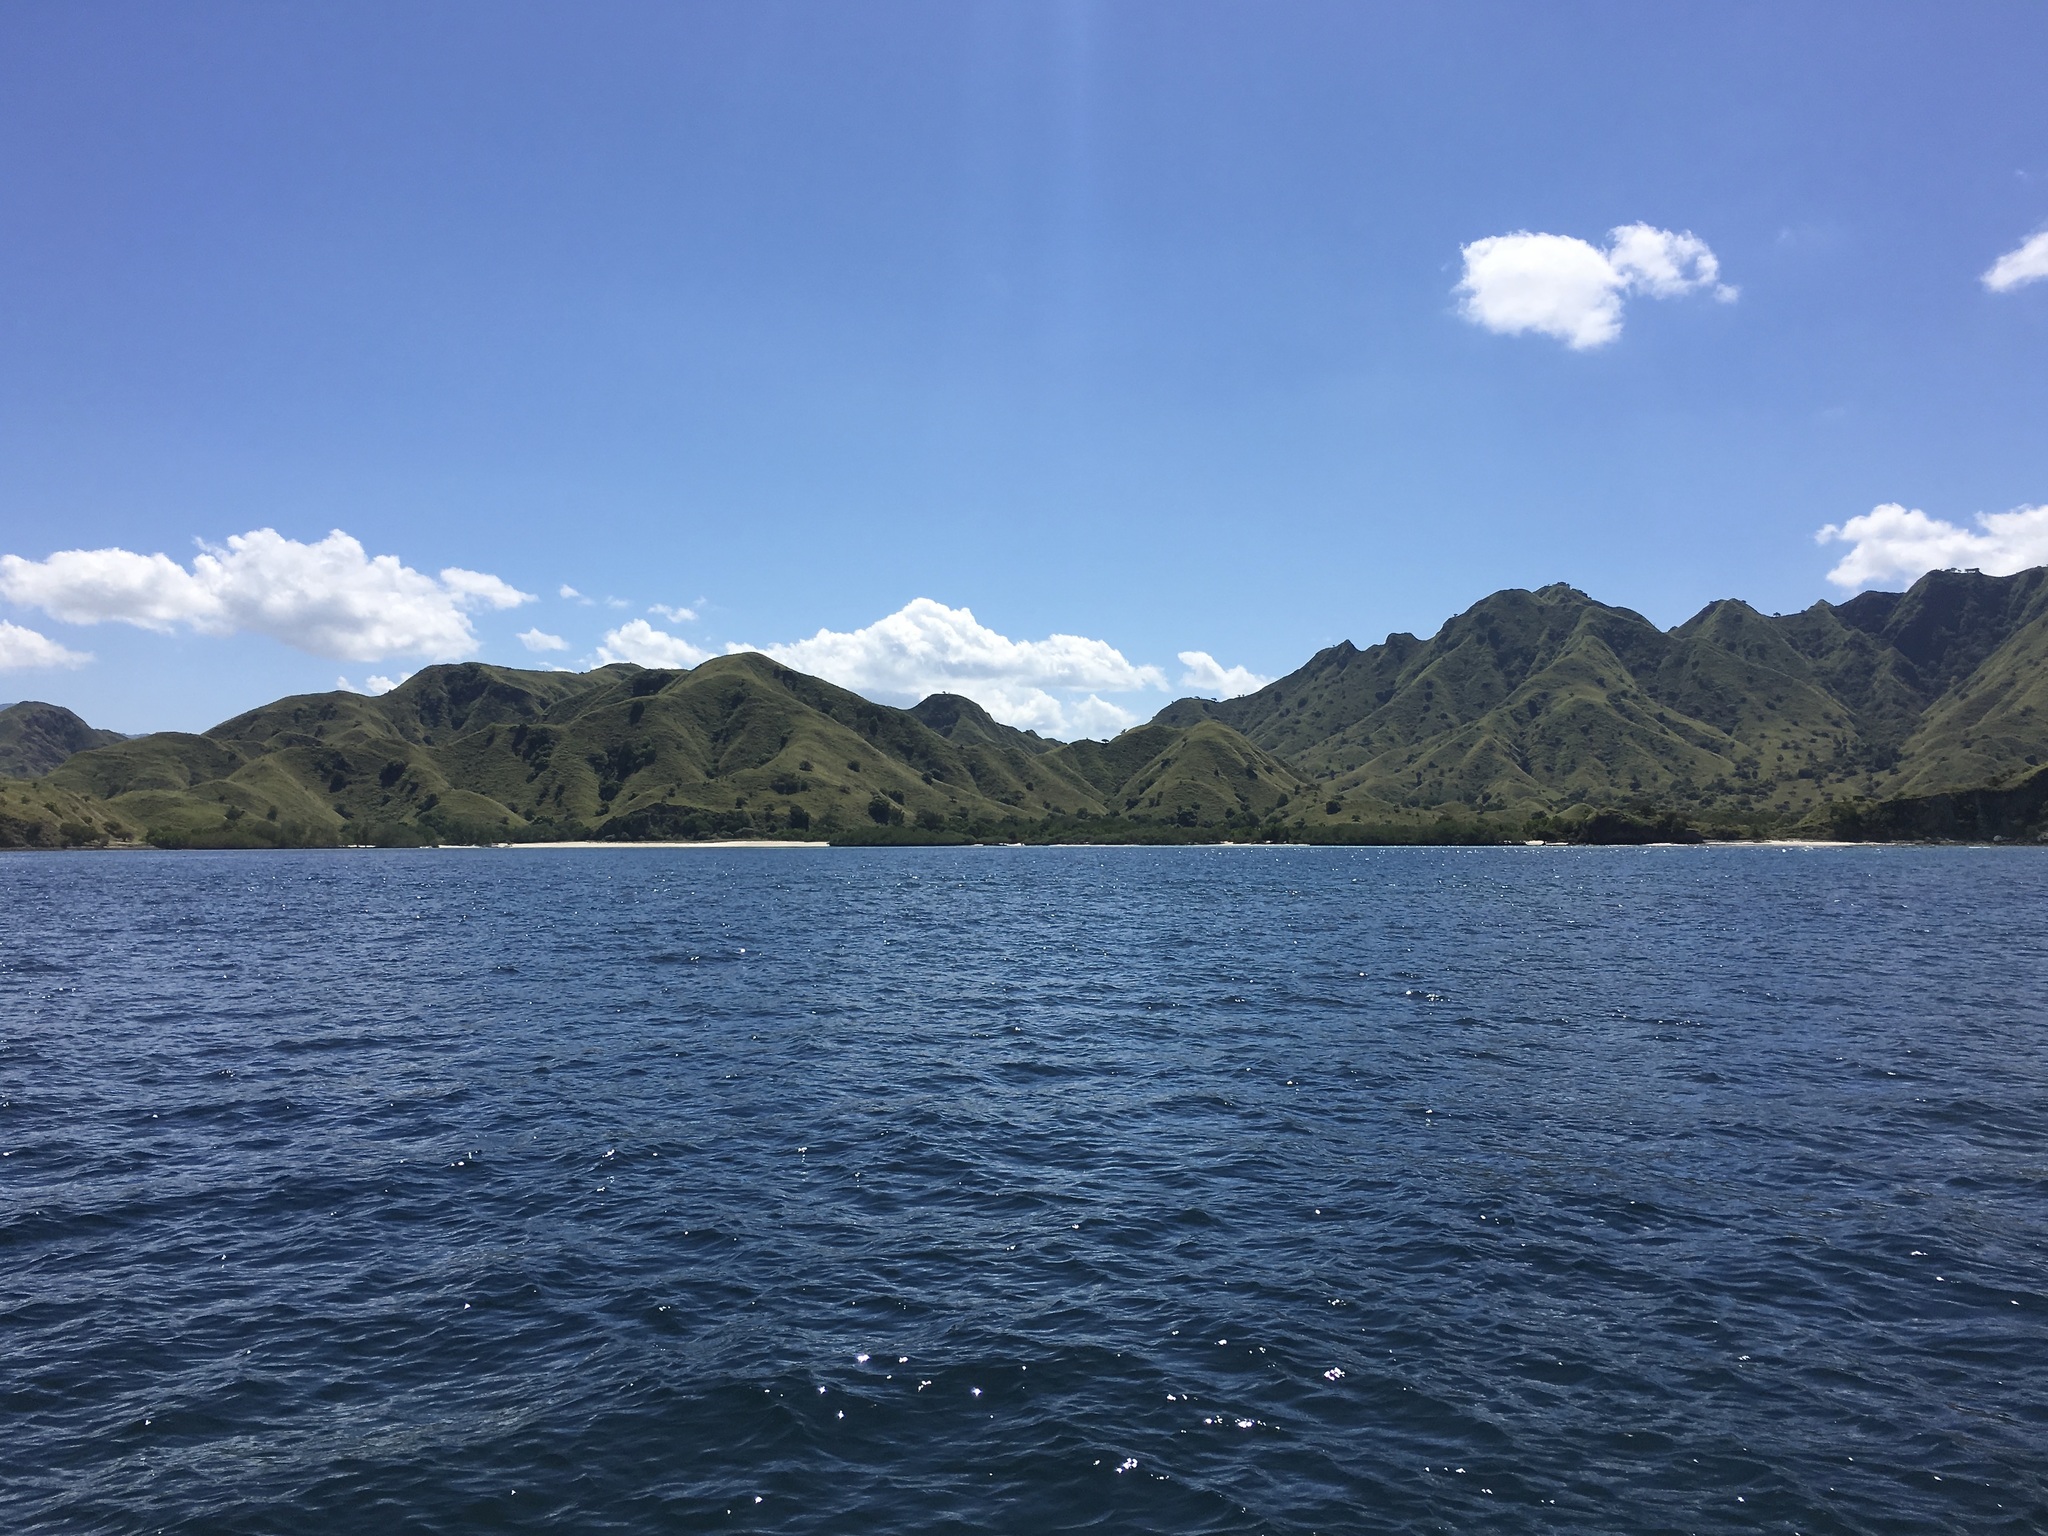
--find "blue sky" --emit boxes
[2,2,2045,734]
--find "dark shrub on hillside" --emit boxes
[832,824,972,846]
[1571,810,1704,845]
[0,813,55,848]
[1827,770,2048,842]
[601,804,756,841]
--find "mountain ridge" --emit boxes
[6,565,2048,847]
[1164,566,2048,825]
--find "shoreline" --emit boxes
[456,836,1959,852]
[475,839,829,850]
[15,836,2039,854]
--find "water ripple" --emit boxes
[3,845,2045,1533]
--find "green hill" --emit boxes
[28,654,1314,847]
[11,565,2048,848]
[0,700,126,778]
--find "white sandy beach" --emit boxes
[477,839,831,850]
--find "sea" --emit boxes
[3,844,2044,1534]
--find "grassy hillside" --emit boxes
[0,776,136,848]
[26,654,1315,847]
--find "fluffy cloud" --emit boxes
[0,529,532,661]
[337,672,409,696]
[1606,223,1734,300]
[1816,502,2048,589]
[735,598,1165,739]
[518,628,568,652]
[436,567,531,609]
[0,619,90,670]
[1046,694,1146,739]
[563,598,1256,739]
[1983,231,2048,293]
[1456,223,1735,349]
[1178,650,1270,698]
[649,603,698,623]
[594,618,711,668]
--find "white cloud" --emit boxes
[0,547,208,631]
[518,628,569,652]
[732,597,1163,739]
[336,672,409,696]
[0,529,533,661]
[0,619,90,670]
[436,567,532,610]
[649,603,698,623]
[1050,694,1144,738]
[1458,232,1622,348]
[1456,222,1734,349]
[594,618,711,668]
[1983,230,2048,293]
[1606,223,1736,301]
[1178,650,1271,698]
[559,584,585,600]
[1816,502,2048,588]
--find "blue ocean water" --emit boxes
[3,845,2045,1534]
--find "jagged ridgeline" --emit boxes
[6,563,2048,847]
[1167,566,2048,836]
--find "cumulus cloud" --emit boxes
[594,619,711,668]
[0,529,533,661]
[1050,694,1146,738]
[559,584,585,600]
[1178,650,1270,699]
[734,598,1164,739]
[518,628,568,652]
[0,619,90,670]
[649,603,698,624]
[1816,502,2048,589]
[436,567,531,609]
[337,672,409,696]
[1456,222,1735,349]
[1983,230,2048,293]
[1606,223,1736,300]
